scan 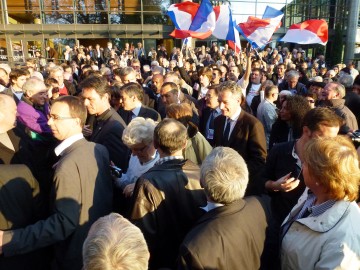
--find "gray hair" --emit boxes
[83,213,149,270]
[119,67,135,77]
[122,117,157,147]
[338,74,354,88]
[218,81,242,98]
[49,65,64,76]
[286,70,300,80]
[200,147,249,204]
[22,77,46,96]
[328,82,346,98]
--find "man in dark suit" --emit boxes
[199,85,221,146]
[117,82,160,125]
[80,75,130,171]
[214,81,267,195]
[0,96,113,270]
[93,44,104,69]
[0,164,48,270]
[130,119,206,270]
[178,147,270,270]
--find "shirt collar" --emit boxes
[55,133,84,156]
[131,103,142,116]
[155,155,183,166]
[201,201,224,212]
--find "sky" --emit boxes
[231,0,294,23]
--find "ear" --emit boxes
[302,126,311,138]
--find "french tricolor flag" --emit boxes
[280,19,328,45]
[167,0,216,39]
[236,6,284,49]
[212,5,241,52]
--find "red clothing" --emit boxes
[59,84,69,96]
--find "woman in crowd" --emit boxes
[269,95,311,149]
[115,117,159,197]
[281,136,360,269]
[166,103,212,165]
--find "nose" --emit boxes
[47,117,53,125]
[219,102,225,110]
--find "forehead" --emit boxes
[82,88,100,98]
[161,85,173,93]
[51,102,70,113]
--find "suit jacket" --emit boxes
[199,107,220,146]
[2,87,24,105]
[178,197,270,270]
[130,159,206,270]
[2,139,113,270]
[64,80,77,96]
[214,110,267,195]
[0,164,47,270]
[118,105,161,125]
[89,108,129,171]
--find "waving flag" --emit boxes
[212,5,241,52]
[168,0,216,39]
[280,19,328,45]
[236,6,283,48]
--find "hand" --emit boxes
[82,125,92,137]
[267,172,300,192]
[123,183,135,198]
[0,230,3,254]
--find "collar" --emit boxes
[155,155,183,166]
[131,103,142,116]
[291,140,302,168]
[96,107,111,121]
[54,133,84,156]
[201,201,224,212]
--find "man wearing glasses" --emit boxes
[0,96,113,270]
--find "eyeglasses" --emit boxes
[48,114,76,121]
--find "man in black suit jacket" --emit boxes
[214,81,267,196]
[117,82,160,125]
[199,86,221,146]
[0,164,48,270]
[80,75,130,171]
[0,96,113,270]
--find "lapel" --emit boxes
[215,115,226,146]
[91,110,112,140]
[228,110,245,146]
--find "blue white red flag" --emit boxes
[168,0,216,39]
[236,6,283,49]
[212,5,241,52]
[280,19,328,45]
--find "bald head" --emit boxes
[153,118,187,156]
[0,94,17,133]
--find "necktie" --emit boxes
[223,119,232,146]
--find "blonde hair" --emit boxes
[304,136,360,201]
[83,213,149,270]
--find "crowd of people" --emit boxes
[0,40,360,270]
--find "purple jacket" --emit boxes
[17,100,51,134]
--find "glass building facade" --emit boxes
[0,0,357,65]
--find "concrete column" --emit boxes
[344,0,360,63]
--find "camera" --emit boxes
[350,130,360,148]
[110,165,122,178]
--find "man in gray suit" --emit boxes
[0,96,113,270]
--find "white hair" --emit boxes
[122,117,157,147]
[200,147,249,204]
[83,213,149,270]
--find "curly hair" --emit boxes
[285,95,311,134]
